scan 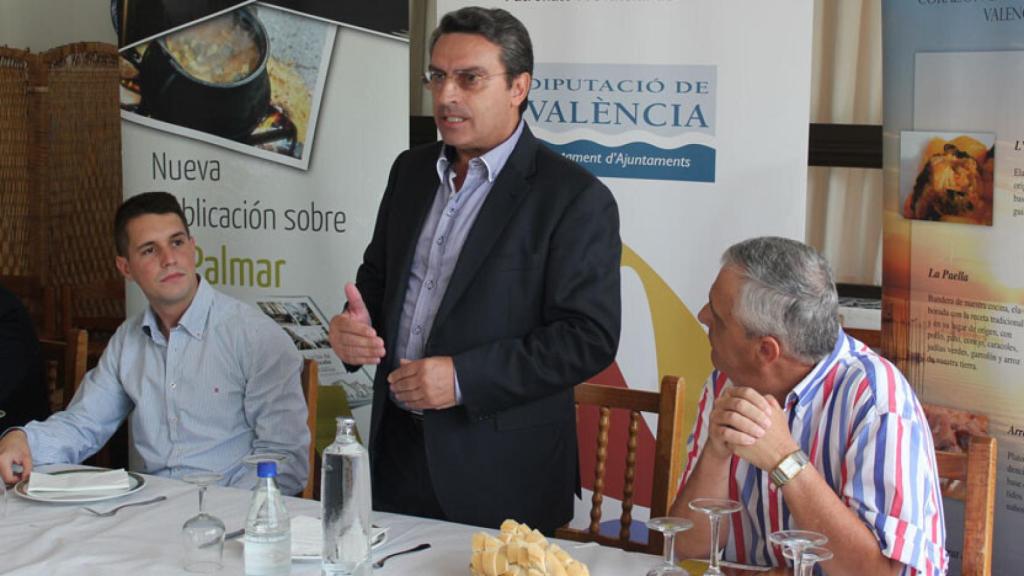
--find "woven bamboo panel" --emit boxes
[44,43,124,319]
[0,48,35,276]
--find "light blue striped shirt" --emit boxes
[22,279,309,494]
[395,120,525,404]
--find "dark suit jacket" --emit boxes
[357,125,621,532]
[0,285,48,429]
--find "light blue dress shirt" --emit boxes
[22,279,309,495]
[394,120,525,407]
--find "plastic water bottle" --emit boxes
[245,461,291,576]
[321,417,372,576]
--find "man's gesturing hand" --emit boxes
[388,357,457,411]
[328,283,386,365]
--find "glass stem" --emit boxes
[663,532,678,566]
[798,556,814,576]
[708,514,722,571]
[197,485,206,514]
[791,544,806,576]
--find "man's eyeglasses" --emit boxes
[422,70,510,92]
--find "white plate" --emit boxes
[15,469,146,503]
[291,525,388,562]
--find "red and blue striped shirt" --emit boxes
[681,330,948,575]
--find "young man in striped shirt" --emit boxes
[671,237,947,575]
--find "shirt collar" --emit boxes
[141,276,213,342]
[435,118,526,184]
[785,328,846,415]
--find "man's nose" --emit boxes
[697,304,711,327]
[160,247,177,267]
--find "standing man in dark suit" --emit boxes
[328,6,621,533]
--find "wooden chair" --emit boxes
[38,328,89,413]
[300,358,320,499]
[60,279,125,366]
[1,274,57,339]
[935,435,997,576]
[556,375,686,554]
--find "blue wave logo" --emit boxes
[544,140,715,182]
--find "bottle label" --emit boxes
[244,538,291,576]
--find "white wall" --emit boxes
[0,0,116,52]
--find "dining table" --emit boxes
[1,465,785,575]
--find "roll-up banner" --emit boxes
[437,0,812,537]
[116,0,409,439]
[882,2,1024,573]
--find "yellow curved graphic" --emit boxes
[622,244,713,436]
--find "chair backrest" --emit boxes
[2,274,57,339]
[60,280,125,365]
[299,358,319,500]
[555,375,685,554]
[38,328,88,412]
[935,435,997,576]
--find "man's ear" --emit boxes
[115,256,132,281]
[757,335,782,365]
[510,72,531,109]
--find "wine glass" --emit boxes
[688,498,742,575]
[645,517,694,576]
[783,545,833,576]
[181,472,226,573]
[767,530,827,576]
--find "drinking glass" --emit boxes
[688,498,742,576]
[181,472,226,573]
[783,545,833,576]
[645,517,694,576]
[767,530,827,576]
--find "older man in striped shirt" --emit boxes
[671,237,947,575]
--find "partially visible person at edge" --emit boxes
[0,191,310,495]
[0,284,49,429]
[671,236,947,575]
[327,6,621,532]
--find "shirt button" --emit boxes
[447,208,456,216]
[413,325,423,336]
[426,280,435,290]
[169,381,176,389]
[436,236,445,245]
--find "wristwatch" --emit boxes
[770,449,809,488]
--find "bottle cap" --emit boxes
[257,461,277,478]
[336,417,357,437]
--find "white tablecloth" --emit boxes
[1,467,660,575]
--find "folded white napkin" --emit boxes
[27,469,131,493]
[289,515,386,557]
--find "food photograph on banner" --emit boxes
[111,0,257,49]
[899,130,994,226]
[117,3,335,169]
[256,296,372,407]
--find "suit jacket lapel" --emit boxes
[431,126,540,335]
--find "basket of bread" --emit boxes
[469,519,590,576]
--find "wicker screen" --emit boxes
[44,43,124,319]
[0,48,36,277]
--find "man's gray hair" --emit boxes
[722,237,840,364]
